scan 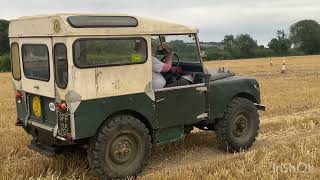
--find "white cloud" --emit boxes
[1,0,320,45]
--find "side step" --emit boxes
[28,139,60,156]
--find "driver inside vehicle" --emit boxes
[152,44,190,89]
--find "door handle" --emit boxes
[156,98,165,103]
[34,85,40,90]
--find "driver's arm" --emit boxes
[161,51,173,73]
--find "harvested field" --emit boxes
[1,55,320,179]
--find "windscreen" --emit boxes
[153,34,201,63]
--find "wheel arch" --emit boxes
[233,92,258,103]
[94,109,155,141]
[108,109,153,131]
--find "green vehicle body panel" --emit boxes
[155,126,185,144]
[15,76,261,145]
[15,94,57,127]
[154,85,206,129]
[73,75,260,143]
[16,98,28,122]
[74,93,158,139]
[28,95,57,126]
[207,75,261,119]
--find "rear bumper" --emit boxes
[19,123,74,155]
[28,139,60,156]
[254,103,266,111]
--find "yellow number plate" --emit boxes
[32,96,42,118]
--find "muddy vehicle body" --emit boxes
[9,14,265,179]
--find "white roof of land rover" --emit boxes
[9,13,198,37]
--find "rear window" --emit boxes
[11,43,21,80]
[22,44,49,81]
[54,44,68,89]
[73,38,147,68]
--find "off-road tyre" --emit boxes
[87,115,152,179]
[216,97,259,152]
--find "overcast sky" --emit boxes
[1,0,320,45]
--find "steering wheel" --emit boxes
[159,52,180,66]
[156,46,180,64]
[159,52,182,84]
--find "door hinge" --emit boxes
[197,113,208,119]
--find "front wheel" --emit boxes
[87,115,152,179]
[216,97,260,152]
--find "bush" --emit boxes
[288,49,305,56]
[253,48,271,58]
[206,47,233,60]
[0,54,10,72]
[0,20,9,55]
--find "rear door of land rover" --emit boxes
[19,38,56,127]
[20,38,55,97]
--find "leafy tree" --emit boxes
[0,54,10,72]
[290,20,320,54]
[0,19,9,55]
[268,30,291,56]
[222,35,235,51]
[234,34,258,58]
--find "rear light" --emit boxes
[16,91,23,100]
[15,118,23,126]
[56,101,68,112]
[65,133,73,141]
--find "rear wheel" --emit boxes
[87,115,152,179]
[216,97,259,152]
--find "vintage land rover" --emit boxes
[9,14,265,179]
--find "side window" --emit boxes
[22,44,49,81]
[73,38,147,68]
[54,44,68,89]
[11,43,21,80]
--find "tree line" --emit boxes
[0,19,9,72]
[204,19,320,60]
[1,19,320,71]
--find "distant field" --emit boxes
[1,55,320,179]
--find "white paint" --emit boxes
[9,14,197,38]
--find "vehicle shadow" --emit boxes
[145,130,224,173]
[52,130,221,179]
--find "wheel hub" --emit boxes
[115,140,131,158]
[233,114,249,137]
[109,134,137,165]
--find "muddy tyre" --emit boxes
[216,97,259,152]
[87,115,152,179]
